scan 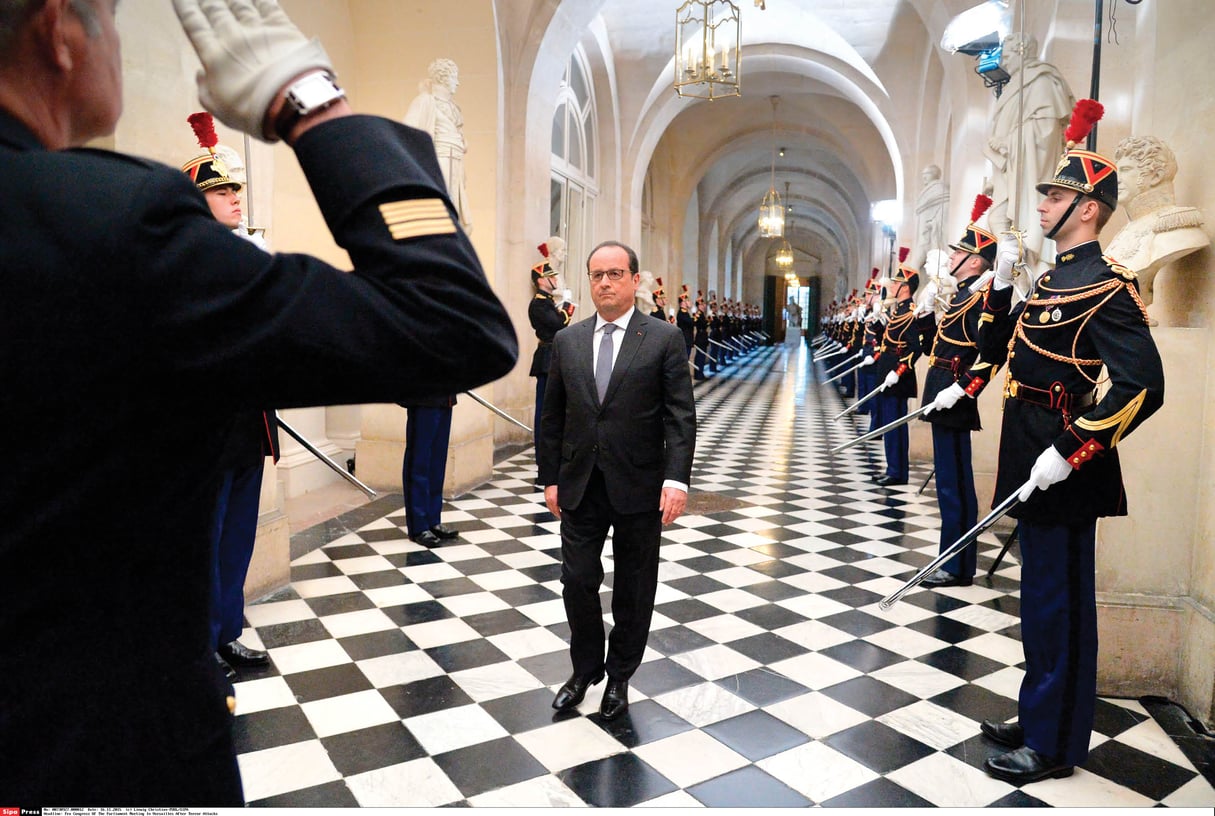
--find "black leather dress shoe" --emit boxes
[219,640,269,667]
[430,524,460,540]
[215,652,237,681]
[920,568,974,588]
[552,672,604,711]
[984,746,1073,784]
[875,475,908,487]
[411,530,441,547]
[981,719,1025,748]
[599,678,629,720]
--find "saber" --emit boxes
[878,482,1029,611]
[465,389,533,433]
[832,381,886,421]
[917,467,936,495]
[709,338,734,354]
[814,345,850,364]
[823,357,868,385]
[276,416,378,499]
[823,350,862,376]
[831,402,935,453]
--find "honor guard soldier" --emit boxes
[676,284,695,357]
[975,100,1164,784]
[530,243,574,449]
[854,270,883,413]
[872,248,923,485]
[692,292,710,379]
[651,277,668,319]
[917,195,1001,588]
[182,113,279,682]
[709,298,724,371]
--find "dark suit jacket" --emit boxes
[538,309,695,514]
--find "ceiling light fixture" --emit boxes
[757,96,784,238]
[675,0,741,100]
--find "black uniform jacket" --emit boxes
[977,241,1164,523]
[676,305,695,347]
[528,289,571,377]
[873,298,922,399]
[0,111,516,803]
[537,310,696,514]
[920,276,1000,431]
[693,310,709,348]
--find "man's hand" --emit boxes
[881,370,900,390]
[173,0,336,140]
[544,485,561,520]
[1017,447,1073,502]
[994,233,1021,290]
[861,355,875,367]
[659,487,687,525]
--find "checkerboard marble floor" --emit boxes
[231,341,1215,807]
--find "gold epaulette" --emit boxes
[1102,255,1136,282]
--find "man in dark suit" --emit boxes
[538,241,696,721]
[0,0,516,805]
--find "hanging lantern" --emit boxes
[674,0,741,100]
[757,96,784,237]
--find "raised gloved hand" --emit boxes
[173,0,335,140]
[994,233,1021,290]
[1017,446,1073,502]
[881,370,900,390]
[936,270,958,298]
[861,355,875,367]
[925,382,967,413]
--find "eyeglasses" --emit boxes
[588,268,629,282]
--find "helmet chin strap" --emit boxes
[950,254,969,277]
[1044,193,1084,240]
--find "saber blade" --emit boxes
[465,390,532,433]
[831,402,935,452]
[277,417,378,499]
[878,483,1028,611]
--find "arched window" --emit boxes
[550,46,598,309]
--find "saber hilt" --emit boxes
[823,350,862,376]
[878,482,1028,611]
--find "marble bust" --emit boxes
[635,271,656,314]
[1105,136,1208,313]
[912,165,949,270]
[404,58,472,233]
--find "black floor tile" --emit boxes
[590,699,694,748]
[249,779,360,807]
[819,639,907,673]
[714,667,809,707]
[381,674,474,719]
[1083,738,1197,801]
[321,721,426,776]
[819,675,919,718]
[433,736,548,798]
[557,752,677,807]
[702,709,810,761]
[424,640,510,673]
[820,775,933,807]
[823,719,935,774]
[338,628,416,662]
[283,663,374,703]
[232,705,316,754]
[687,764,811,807]
[629,657,704,697]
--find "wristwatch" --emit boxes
[273,71,345,142]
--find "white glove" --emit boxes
[861,355,875,367]
[854,306,866,320]
[926,382,967,413]
[173,0,336,140]
[882,370,900,390]
[937,272,958,298]
[994,234,1020,290]
[1017,446,1073,502]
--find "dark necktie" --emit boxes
[595,323,617,402]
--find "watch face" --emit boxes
[291,73,342,112]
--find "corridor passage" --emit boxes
[230,342,1215,807]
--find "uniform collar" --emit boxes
[1055,240,1101,267]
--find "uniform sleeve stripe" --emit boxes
[379,199,456,239]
